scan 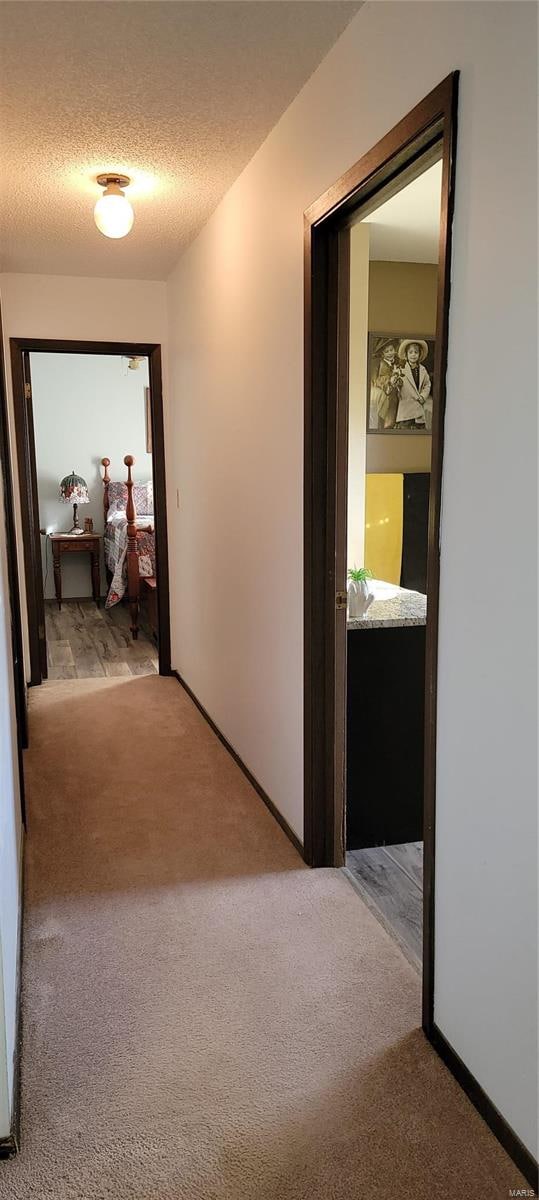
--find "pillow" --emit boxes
[108,481,127,507]
[107,480,152,514]
[133,482,148,511]
[108,498,126,518]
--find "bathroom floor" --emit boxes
[345,842,423,968]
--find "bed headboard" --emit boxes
[101,457,155,524]
[102,456,137,521]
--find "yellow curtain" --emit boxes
[364,473,403,585]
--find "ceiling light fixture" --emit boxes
[94,174,134,239]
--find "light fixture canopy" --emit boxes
[94,173,134,239]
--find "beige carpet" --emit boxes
[0,675,524,1198]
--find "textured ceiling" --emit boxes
[0,1,360,280]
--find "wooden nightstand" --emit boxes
[49,533,101,610]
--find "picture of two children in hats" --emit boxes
[367,333,435,433]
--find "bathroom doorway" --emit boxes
[344,157,443,969]
[303,75,458,1030]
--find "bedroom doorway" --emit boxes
[10,338,170,686]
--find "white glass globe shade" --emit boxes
[94,189,134,239]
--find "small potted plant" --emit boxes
[347,566,374,618]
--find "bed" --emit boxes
[101,455,156,639]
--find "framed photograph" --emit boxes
[144,386,152,453]
[367,332,435,434]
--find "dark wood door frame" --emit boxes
[0,306,27,823]
[10,338,171,684]
[304,74,458,891]
[11,350,46,685]
[304,70,458,1016]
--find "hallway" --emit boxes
[0,676,523,1198]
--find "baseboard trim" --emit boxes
[0,1134,18,1160]
[427,1022,538,1191]
[0,835,25,1160]
[171,669,304,860]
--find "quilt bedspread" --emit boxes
[104,511,155,607]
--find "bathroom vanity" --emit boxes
[346,586,426,850]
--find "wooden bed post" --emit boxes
[101,458,112,587]
[124,454,139,639]
[101,457,111,515]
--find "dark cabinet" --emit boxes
[346,624,426,850]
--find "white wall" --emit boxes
[166,1,537,1158]
[0,274,168,674]
[31,352,151,599]
[0,460,23,1139]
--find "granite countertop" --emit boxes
[347,585,427,630]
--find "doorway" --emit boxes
[10,339,170,686]
[303,76,458,1032]
[344,156,443,969]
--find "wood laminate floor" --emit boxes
[345,842,423,969]
[45,599,159,679]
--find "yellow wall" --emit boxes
[367,260,437,474]
[364,473,403,584]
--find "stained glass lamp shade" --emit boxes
[59,471,90,533]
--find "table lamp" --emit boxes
[59,471,90,533]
